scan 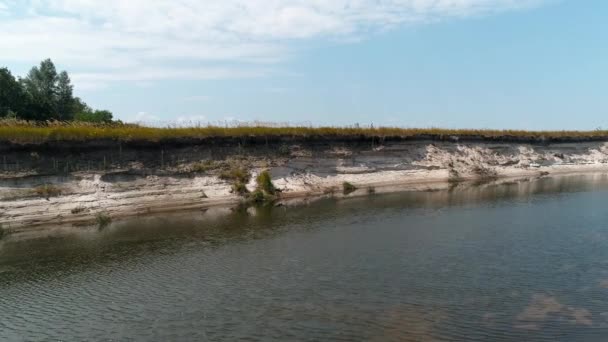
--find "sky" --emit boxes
[0,0,606,129]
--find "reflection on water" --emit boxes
[3,174,608,341]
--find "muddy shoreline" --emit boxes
[2,139,608,233]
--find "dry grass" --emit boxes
[219,164,251,196]
[0,119,606,144]
[190,160,222,173]
[32,184,62,199]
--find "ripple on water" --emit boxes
[4,176,608,340]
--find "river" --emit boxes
[3,174,608,341]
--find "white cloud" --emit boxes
[131,111,161,123]
[176,115,208,126]
[0,0,547,87]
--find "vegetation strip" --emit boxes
[2,119,608,145]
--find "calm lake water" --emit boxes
[4,175,608,341]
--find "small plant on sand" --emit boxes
[71,206,86,214]
[96,212,112,229]
[323,186,337,196]
[220,164,251,196]
[248,170,278,204]
[342,181,357,195]
[232,182,249,196]
[190,160,220,173]
[256,170,276,195]
[248,189,268,204]
[278,144,291,156]
[448,167,461,183]
[32,184,62,199]
[0,224,8,240]
[220,165,251,183]
[471,164,497,180]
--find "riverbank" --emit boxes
[2,138,608,232]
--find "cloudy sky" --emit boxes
[1,0,606,129]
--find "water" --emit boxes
[4,175,608,341]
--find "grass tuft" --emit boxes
[256,170,276,195]
[32,184,62,199]
[342,182,357,195]
[0,223,8,240]
[71,206,86,214]
[190,160,221,173]
[246,170,278,204]
[96,212,112,229]
[232,182,249,196]
[220,164,251,196]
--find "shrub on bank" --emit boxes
[342,182,357,195]
[96,212,112,229]
[256,170,276,195]
[32,184,62,199]
[246,170,279,204]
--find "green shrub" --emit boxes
[74,110,113,123]
[232,181,249,196]
[96,212,112,229]
[249,189,267,204]
[220,164,251,197]
[342,182,357,195]
[256,170,276,195]
[219,166,250,184]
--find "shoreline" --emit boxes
[3,139,608,233]
[2,164,608,234]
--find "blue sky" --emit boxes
[0,0,606,129]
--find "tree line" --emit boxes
[0,59,113,123]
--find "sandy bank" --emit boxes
[2,140,608,233]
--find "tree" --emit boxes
[21,59,59,120]
[0,68,26,117]
[72,97,91,115]
[75,109,113,123]
[2,59,113,123]
[56,71,75,121]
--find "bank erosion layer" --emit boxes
[3,133,608,232]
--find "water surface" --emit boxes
[3,175,608,341]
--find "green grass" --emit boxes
[247,170,278,204]
[1,119,607,144]
[219,166,251,183]
[256,170,276,195]
[219,164,251,196]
